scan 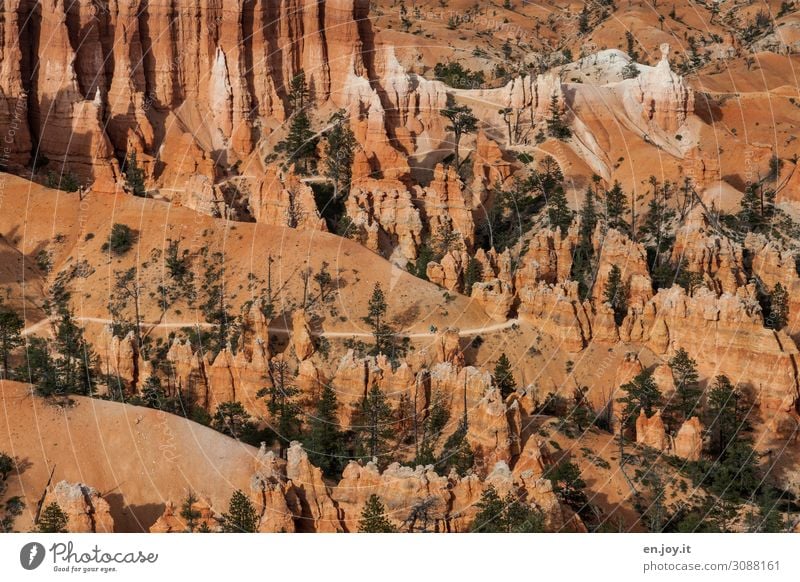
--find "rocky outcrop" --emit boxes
[622,285,800,434]
[42,481,114,533]
[625,43,694,134]
[249,167,326,230]
[460,72,566,146]
[0,0,32,169]
[346,178,424,262]
[471,279,514,322]
[291,310,315,361]
[593,227,652,306]
[744,232,800,336]
[673,417,703,461]
[285,442,342,532]
[672,207,744,295]
[635,410,669,451]
[149,497,217,533]
[518,281,591,352]
[26,0,121,192]
[332,461,450,532]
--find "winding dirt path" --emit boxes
[22,316,521,339]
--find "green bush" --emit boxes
[105,224,136,256]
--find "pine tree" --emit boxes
[324,110,357,199]
[578,5,590,34]
[304,384,344,477]
[705,375,745,456]
[617,369,662,428]
[53,307,98,396]
[19,337,59,396]
[287,70,310,113]
[221,490,258,533]
[37,501,69,533]
[547,184,572,234]
[436,418,474,477]
[546,460,589,515]
[603,264,628,325]
[279,111,318,174]
[463,257,482,295]
[605,181,629,233]
[440,103,478,168]
[261,358,302,448]
[667,348,702,423]
[571,187,597,300]
[0,300,23,379]
[364,283,392,355]
[571,386,593,432]
[769,283,789,330]
[469,485,505,532]
[358,494,396,532]
[123,150,147,197]
[546,92,571,139]
[211,401,256,442]
[492,353,516,399]
[352,383,395,464]
[180,491,202,532]
[469,485,546,532]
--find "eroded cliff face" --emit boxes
[145,442,583,533]
[0,0,373,181]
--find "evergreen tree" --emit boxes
[18,337,59,396]
[278,111,318,174]
[546,92,571,139]
[492,353,516,399]
[221,490,258,533]
[0,451,23,532]
[705,375,745,456]
[0,452,12,482]
[747,488,787,533]
[640,177,676,257]
[304,384,344,477]
[364,283,392,355]
[667,348,702,423]
[180,491,202,532]
[768,283,789,330]
[123,150,147,197]
[211,401,256,442]
[603,264,628,325]
[287,71,310,113]
[314,261,333,302]
[617,369,662,428]
[571,187,597,300]
[605,180,629,233]
[275,70,318,174]
[324,110,357,199]
[37,501,69,533]
[358,494,396,532]
[463,257,482,295]
[546,183,572,234]
[578,4,590,34]
[470,485,546,532]
[546,460,589,516]
[571,386,593,432]
[352,383,395,464]
[436,418,474,477]
[440,103,478,168]
[738,182,775,232]
[261,358,302,447]
[52,307,98,396]
[0,300,23,379]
